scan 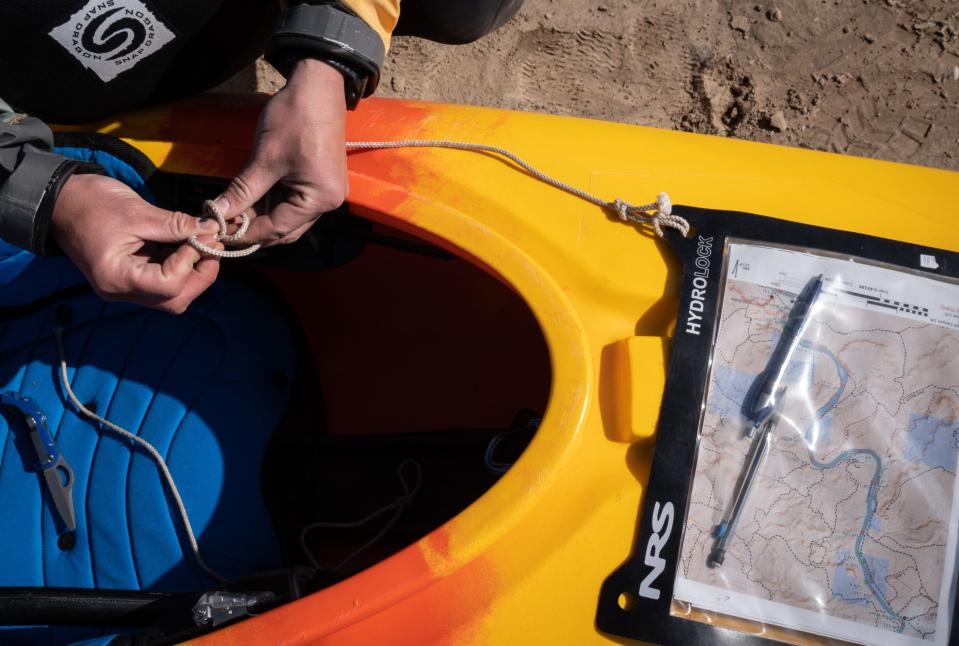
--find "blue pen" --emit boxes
[743,274,823,438]
[709,387,787,567]
[708,274,824,568]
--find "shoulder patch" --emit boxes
[48,0,176,83]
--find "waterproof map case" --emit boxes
[597,207,959,646]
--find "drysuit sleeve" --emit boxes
[286,1,400,52]
[0,99,100,254]
[339,0,400,50]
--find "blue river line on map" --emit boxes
[797,339,907,633]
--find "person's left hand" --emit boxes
[211,59,348,246]
[51,173,223,314]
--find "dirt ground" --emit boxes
[230,0,959,171]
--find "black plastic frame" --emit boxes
[596,205,959,645]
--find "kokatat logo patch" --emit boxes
[49,0,175,83]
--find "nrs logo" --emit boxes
[49,0,175,82]
[638,501,674,600]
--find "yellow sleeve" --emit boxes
[340,0,400,52]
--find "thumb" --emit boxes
[211,158,278,220]
[138,206,220,244]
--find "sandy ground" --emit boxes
[225,0,959,171]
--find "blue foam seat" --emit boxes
[0,277,295,644]
[0,137,295,644]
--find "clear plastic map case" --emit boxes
[596,207,959,646]
[674,241,959,646]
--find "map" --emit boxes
[674,242,959,646]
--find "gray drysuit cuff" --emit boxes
[0,143,101,255]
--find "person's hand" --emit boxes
[51,173,223,314]
[211,58,348,246]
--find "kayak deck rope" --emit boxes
[345,140,689,237]
[189,139,689,257]
[54,327,226,583]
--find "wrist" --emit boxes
[288,58,347,90]
[51,173,100,244]
[282,59,350,117]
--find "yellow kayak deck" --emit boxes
[65,94,959,644]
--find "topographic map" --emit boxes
[674,243,959,646]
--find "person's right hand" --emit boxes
[51,173,223,314]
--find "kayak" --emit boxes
[38,94,959,645]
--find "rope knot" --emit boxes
[607,192,689,238]
[187,201,261,258]
[656,191,672,217]
[611,198,631,222]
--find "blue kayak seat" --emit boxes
[0,277,295,644]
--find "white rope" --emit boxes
[344,140,690,238]
[187,201,261,258]
[299,459,422,573]
[187,139,688,257]
[54,327,226,583]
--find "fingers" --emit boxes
[211,157,278,221]
[154,256,221,314]
[128,244,197,299]
[121,237,222,313]
[283,219,316,245]
[245,200,318,245]
[245,181,346,246]
[139,206,220,244]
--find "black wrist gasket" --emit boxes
[265,3,385,109]
[35,161,102,256]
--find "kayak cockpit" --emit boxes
[258,202,552,580]
[0,170,552,643]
